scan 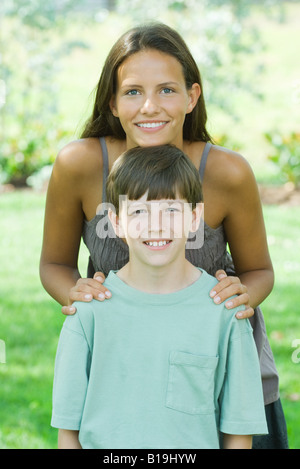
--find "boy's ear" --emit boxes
[108,209,125,238]
[190,203,204,233]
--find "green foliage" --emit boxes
[265,132,300,187]
[0,0,293,185]
[0,2,88,184]
[0,116,69,184]
[116,0,282,110]
[2,0,84,28]
[213,134,243,152]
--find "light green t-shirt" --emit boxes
[51,269,267,449]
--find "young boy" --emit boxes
[51,145,267,449]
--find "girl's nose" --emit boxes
[140,96,160,115]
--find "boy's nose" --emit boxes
[149,210,163,233]
[147,205,170,235]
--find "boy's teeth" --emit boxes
[145,240,169,247]
[137,122,165,128]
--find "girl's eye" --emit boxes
[161,88,174,94]
[126,89,140,96]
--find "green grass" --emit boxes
[0,190,87,449]
[261,205,300,449]
[0,191,59,448]
[1,2,299,448]
[0,190,299,448]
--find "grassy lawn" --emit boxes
[261,204,300,448]
[1,1,299,449]
[0,190,299,449]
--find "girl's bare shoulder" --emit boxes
[55,136,126,176]
[206,144,256,190]
[55,138,103,178]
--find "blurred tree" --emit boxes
[115,0,282,112]
[0,0,89,183]
[0,0,286,184]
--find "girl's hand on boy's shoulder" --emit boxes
[61,272,111,316]
[210,270,254,319]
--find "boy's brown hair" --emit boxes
[106,144,203,214]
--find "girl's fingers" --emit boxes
[70,278,112,301]
[225,292,249,309]
[211,283,248,305]
[235,306,254,319]
[62,274,112,316]
[211,270,254,319]
[215,269,227,281]
[61,305,77,316]
[210,275,240,298]
[94,272,106,283]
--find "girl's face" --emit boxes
[110,49,200,150]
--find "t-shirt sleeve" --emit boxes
[219,318,268,436]
[51,314,91,430]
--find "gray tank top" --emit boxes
[82,137,279,405]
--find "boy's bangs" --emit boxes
[106,144,203,212]
[126,172,184,202]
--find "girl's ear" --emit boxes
[108,209,125,238]
[190,202,204,233]
[186,83,201,114]
[109,95,119,117]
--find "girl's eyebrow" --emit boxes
[120,83,141,89]
[120,81,180,89]
[157,81,180,87]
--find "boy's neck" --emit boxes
[116,257,201,294]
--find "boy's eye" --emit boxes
[128,208,147,215]
[165,202,185,213]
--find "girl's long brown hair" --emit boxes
[81,23,212,143]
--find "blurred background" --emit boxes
[0,0,299,449]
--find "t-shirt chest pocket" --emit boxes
[165,351,219,415]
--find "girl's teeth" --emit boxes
[137,122,165,128]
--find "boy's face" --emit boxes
[109,192,202,269]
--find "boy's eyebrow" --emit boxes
[127,200,187,206]
[127,199,188,205]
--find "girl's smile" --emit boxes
[135,121,169,131]
[110,49,200,149]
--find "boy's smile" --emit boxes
[143,239,172,250]
[106,144,204,293]
[108,191,202,293]
[109,192,202,271]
